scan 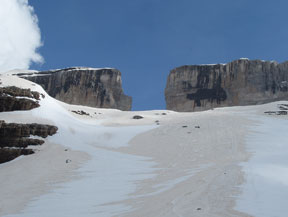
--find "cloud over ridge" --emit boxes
[0,0,43,73]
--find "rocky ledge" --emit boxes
[0,86,58,164]
[0,86,41,112]
[18,67,132,111]
[0,148,34,164]
[0,121,58,163]
[165,59,288,112]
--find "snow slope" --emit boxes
[0,74,157,217]
[236,116,288,217]
[1,74,288,217]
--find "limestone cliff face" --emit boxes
[165,59,288,112]
[20,67,132,111]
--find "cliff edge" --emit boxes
[165,59,288,112]
[19,67,132,111]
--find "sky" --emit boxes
[0,0,42,72]
[1,0,288,110]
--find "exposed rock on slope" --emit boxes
[19,67,132,111]
[0,121,58,147]
[165,59,288,112]
[0,86,41,112]
[0,121,58,163]
[0,86,58,164]
[0,148,34,164]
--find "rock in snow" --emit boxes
[0,86,41,112]
[0,120,58,164]
[0,85,58,164]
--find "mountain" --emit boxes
[1,71,288,217]
[18,67,132,111]
[165,58,288,111]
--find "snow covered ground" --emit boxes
[1,74,288,217]
[0,75,158,217]
[236,116,288,217]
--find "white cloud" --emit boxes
[0,0,43,73]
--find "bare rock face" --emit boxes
[0,86,58,164]
[0,148,34,164]
[0,86,40,112]
[0,121,58,163]
[0,121,58,141]
[19,67,132,111]
[165,59,288,112]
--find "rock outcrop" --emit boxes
[0,148,34,164]
[19,67,132,111]
[0,86,41,112]
[0,120,58,148]
[165,59,288,112]
[0,86,58,164]
[0,121,58,163]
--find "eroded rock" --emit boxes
[0,122,58,139]
[19,67,132,111]
[0,86,58,164]
[0,86,40,112]
[165,59,288,112]
[0,121,58,163]
[0,148,34,164]
[0,86,40,99]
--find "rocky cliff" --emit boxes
[0,121,58,163]
[0,121,58,148]
[165,59,288,112]
[19,67,132,111]
[0,86,41,112]
[0,86,58,164]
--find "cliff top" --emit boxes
[8,67,119,77]
[48,67,115,72]
[171,58,283,73]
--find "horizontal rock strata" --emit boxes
[0,86,58,164]
[0,121,58,163]
[20,67,132,110]
[165,59,288,112]
[0,86,41,112]
[0,148,34,164]
[0,86,41,99]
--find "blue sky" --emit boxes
[29,0,288,110]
